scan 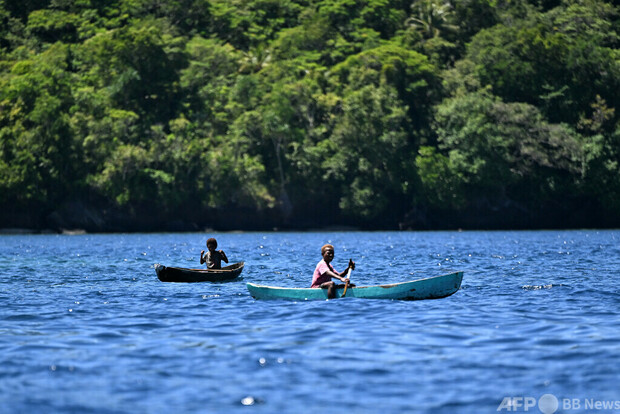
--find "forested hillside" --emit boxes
[1,0,618,231]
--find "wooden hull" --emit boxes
[247,271,463,300]
[155,262,244,283]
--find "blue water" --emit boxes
[1,231,619,414]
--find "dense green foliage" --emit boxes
[0,0,618,230]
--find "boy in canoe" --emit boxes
[311,244,355,299]
[200,237,229,269]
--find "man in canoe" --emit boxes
[200,237,229,269]
[311,244,355,299]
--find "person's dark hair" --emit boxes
[206,238,217,248]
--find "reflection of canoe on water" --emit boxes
[155,262,244,283]
[247,271,463,301]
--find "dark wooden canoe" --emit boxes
[155,262,244,283]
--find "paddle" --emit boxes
[341,261,353,297]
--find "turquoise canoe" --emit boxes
[247,271,463,301]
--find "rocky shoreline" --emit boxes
[2,197,618,234]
